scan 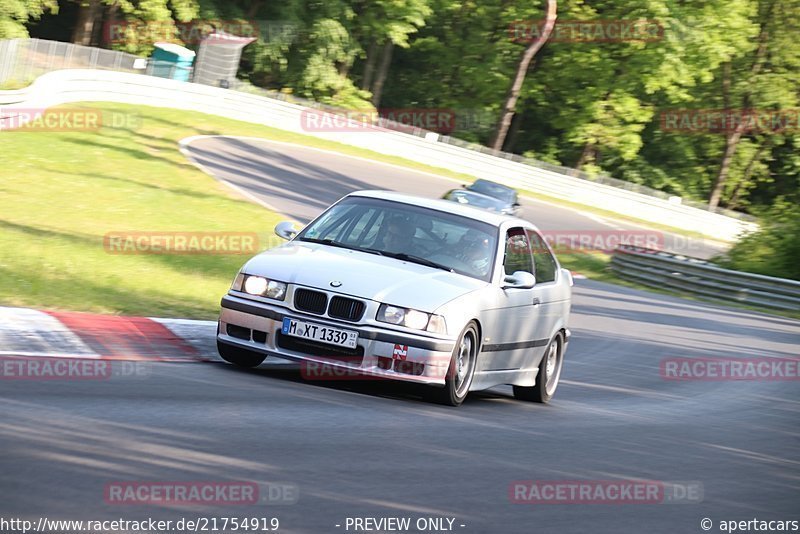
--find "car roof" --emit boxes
[471,178,515,192]
[347,190,520,227]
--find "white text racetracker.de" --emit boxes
[337,517,463,531]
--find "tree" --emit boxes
[71,0,101,45]
[380,0,542,143]
[490,0,555,151]
[706,0,799,209]
[348,0,432,107]
[717,199,800,280]
[0,0,58,39]
[509,0,764,202]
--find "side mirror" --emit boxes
[275,221,298,241]
[502,270,536,289]
[561,268,574,287]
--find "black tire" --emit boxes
[513,332,564,404]
[427,321,480,407]
[217,340,266,368]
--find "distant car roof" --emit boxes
[348,190,517,226]
[467,179,517,202]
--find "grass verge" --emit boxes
[0,78,35,90]
[0,103,292,319]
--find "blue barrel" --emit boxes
[149,42,195,82]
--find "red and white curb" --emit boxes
[0,306,216,362]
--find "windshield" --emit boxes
[467,180,516,204]
[446,190,507,211]
[296,196,499,281]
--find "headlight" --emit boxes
[377,304,447,334]
[234,274,287,301]
[244,275,268,295]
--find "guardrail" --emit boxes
[611,246,800,311]
[0,67,758,242]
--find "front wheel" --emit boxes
[513,332,564,403]
[217,340,266,368]
[427,321,479,407]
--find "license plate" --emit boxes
[281,318,358,349]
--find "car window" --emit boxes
[527,230,558,283]
[504,227,533,276]
[341,208,383,246]
[469,180,515,203]
[306,204,357,242]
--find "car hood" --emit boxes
[242,242,487,311]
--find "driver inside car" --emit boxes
[380,216,417,253]
[458,231,492,276]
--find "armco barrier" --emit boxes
[611,246,800,311]
[0,68,757,242]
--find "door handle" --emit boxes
[532,297,541,306]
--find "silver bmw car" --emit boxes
[217,190,572,406]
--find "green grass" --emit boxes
[0,103,292,319]
[0,78,35,90]
[554,251,616,282]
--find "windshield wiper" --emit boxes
[298,237,384,256]
[385,252,454,272]
[359,247,385,256]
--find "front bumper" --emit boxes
[217,294,456,385]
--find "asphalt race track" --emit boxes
[1,137,798,534]
[181,136,727,259]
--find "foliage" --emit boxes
[0,0,57,38]
[716,199,800,281]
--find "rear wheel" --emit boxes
[427,321,479,407]
[217,340,266,368]
[513,332,564,403]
